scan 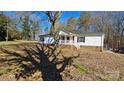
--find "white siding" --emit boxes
[76,35,104,47]
[59,31,68,35]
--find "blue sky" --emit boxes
[3,11,82,21]
[60,11,81,22]
[2,11,82,30]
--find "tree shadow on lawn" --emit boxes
[1,43,79,81]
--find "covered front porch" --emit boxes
[59,35,75,45]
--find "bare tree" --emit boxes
[43,11,62,33]
[56,22,66,31]
[66,17,78,31]
[77,13,91,32]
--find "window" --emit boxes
[77,37,85,42]
[67,36,70,40]
[61,36,65,40]
[40,37,44,42]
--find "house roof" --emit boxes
[39,34,52,37]
[39,30,104,37]
[60,30,104,36]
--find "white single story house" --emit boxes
[38,30,104,49]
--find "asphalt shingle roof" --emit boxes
[39,30,104,37]
[61,30,104,36]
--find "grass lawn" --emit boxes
[0,40,38,45]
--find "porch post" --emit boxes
[65,35,66,44]
[74,36,77,43]
[70,36,73,44]
[59,35,61,44]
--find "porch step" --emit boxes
[73,44,80,49]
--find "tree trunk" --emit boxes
[120,29,124,47]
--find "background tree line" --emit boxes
[0,11,124,51]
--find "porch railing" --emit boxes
[59,40,74,44]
